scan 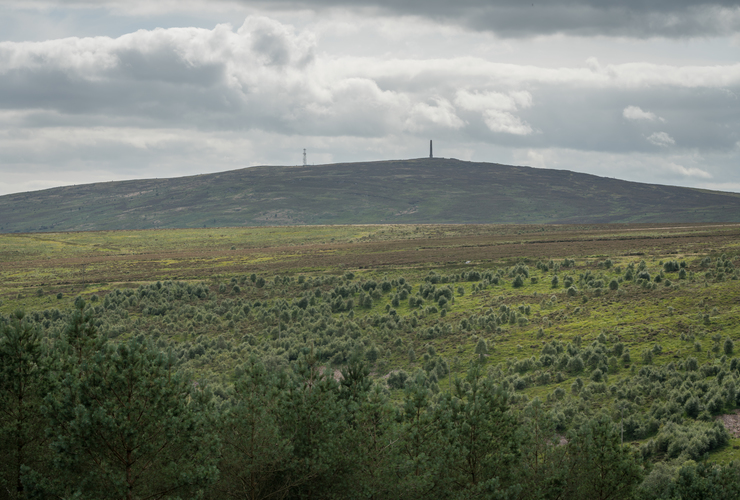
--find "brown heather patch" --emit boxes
[1,222,738,297]
[717,410,740,438]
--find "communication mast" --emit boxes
[303,149,307,166]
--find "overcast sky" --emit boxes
[0,0,739,196]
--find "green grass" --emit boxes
[709,438,740,464]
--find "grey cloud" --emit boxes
[243,0,740,38]
[0,66,238,122]
[2,6,740,196]
[114,47,224,86]
[1,16,739,197]
[446,85,740,154]
[1,22,739,151]
[0,20,426,138]
[240,15,316,68]
[0,20,323,132]
[10,0,740,38]
[459,3,740,38]
[251,28,294,67]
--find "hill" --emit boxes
[3,158,740,232]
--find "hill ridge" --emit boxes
[2,158,740,232]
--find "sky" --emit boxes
[0,1,739,196]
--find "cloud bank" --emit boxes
[13,0,740,39]
[0,6,738,195]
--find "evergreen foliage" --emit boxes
[0,311,48,499]
[4,251,740,499]
[32,338,218,499]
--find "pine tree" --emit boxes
[562,414,645,500]
[671,461,740,499]
[36,339,218,499]
[724,338,734,356]
[516,398,568,500]
[339,363,403,499]
[551,275,559,288]
[395,371,446,498]
[444,364,521,497]
[61,297,104,370]
[0,310,49,499]
[346,384,403,498]
[279,350,350,498]
[475,339,488,362]
[210,356,296,500]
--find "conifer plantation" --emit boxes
[3,223,740,499]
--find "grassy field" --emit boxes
[3,222,738,298]
[4,222,740,465]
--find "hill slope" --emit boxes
[2,158,740,232]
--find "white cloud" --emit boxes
[663,162,712,179]
[504,147,728,190]
[481,109,533,136]
[525,149,547,168]
[700,182,740,192]
[333,57,740,91]
[455,89,532,112]
[404,98,464,132]
[0,11,740,196]
[623,105,663,122]
[455,89,534,135]
[646,131,676,147]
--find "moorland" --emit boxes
[4,159,740,233]
[3,222,740,499]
